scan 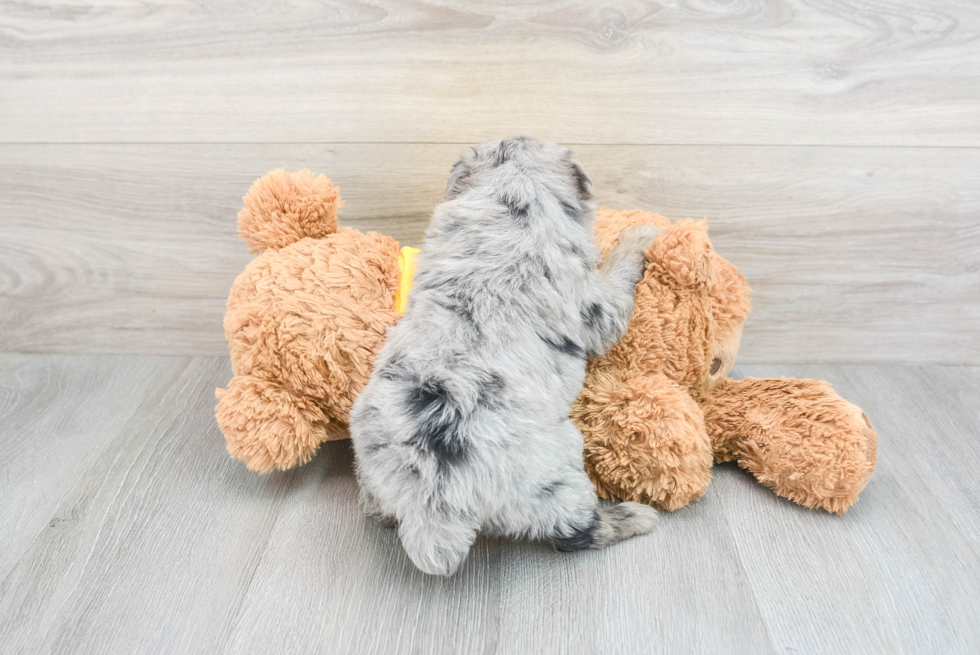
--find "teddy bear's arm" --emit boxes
[698,377,878,514]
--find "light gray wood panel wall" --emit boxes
[1,0,978,361]
[1,1,979,145]
[1,356,978,654]
[1,144,977,363]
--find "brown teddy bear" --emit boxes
[573,208,878,514]
[216,170,877,514]
[215,169,403,472]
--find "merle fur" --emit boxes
[350,137,661,576]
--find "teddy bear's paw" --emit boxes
[215,375,330,472]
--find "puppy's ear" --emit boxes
[445,155,473,200]
[492,139,512,167]
[570,160,594,200]
[492,137,531,167]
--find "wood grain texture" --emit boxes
[1,1,979,146]
[715,364,980,654]
[2,0,976,650]
[0,355,178,579]
[1,143,977,363]
[0,356,978,654]
[0,356,296,654]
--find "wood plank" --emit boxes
[220,441,509,655]
[2,143,977,363]
[0,355,178,579]
[723,364,980,654]
[2,358,978,653]
[0,357,978,653]
[493,493,776,655]
[224,445,774,655]
[0,356,300,653]
[1,1,979,145]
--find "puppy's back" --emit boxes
[350,138,645,576]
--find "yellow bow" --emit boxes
[394,246,421,315]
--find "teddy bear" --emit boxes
[572,208,878,514]
[214,169,405,472]
[216,169,877,514]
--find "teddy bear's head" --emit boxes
[591,208,752,394]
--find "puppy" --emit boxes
[350,137,660,576]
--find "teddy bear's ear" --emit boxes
[651,219,713,289]
[237,169,343,253]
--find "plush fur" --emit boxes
[216,166,877,519]
[215,170,401,471]
[700,377,878,515]
[349,138,659,576]
[573,208,877,514]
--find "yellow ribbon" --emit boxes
[394,246,421,315]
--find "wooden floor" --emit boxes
[0,355,977,654]
[3,1,979,653]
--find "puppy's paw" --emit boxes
[373,514,399,529]
[602,225,662,285]
[359,489,397,528]
[616,225,662,260]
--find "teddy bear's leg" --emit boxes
[215,374,332,473]
[699,377,878,514]
[572,368,714,511]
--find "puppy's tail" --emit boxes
[553,502,659,551]
[397,506,478,576]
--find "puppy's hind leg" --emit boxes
[532,444,657,552]
[535,424,659,551]
[398,503,479,576]
[359,488,397,529]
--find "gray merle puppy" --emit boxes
[349,137,660,576]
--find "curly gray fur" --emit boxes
[350,137,660,576]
